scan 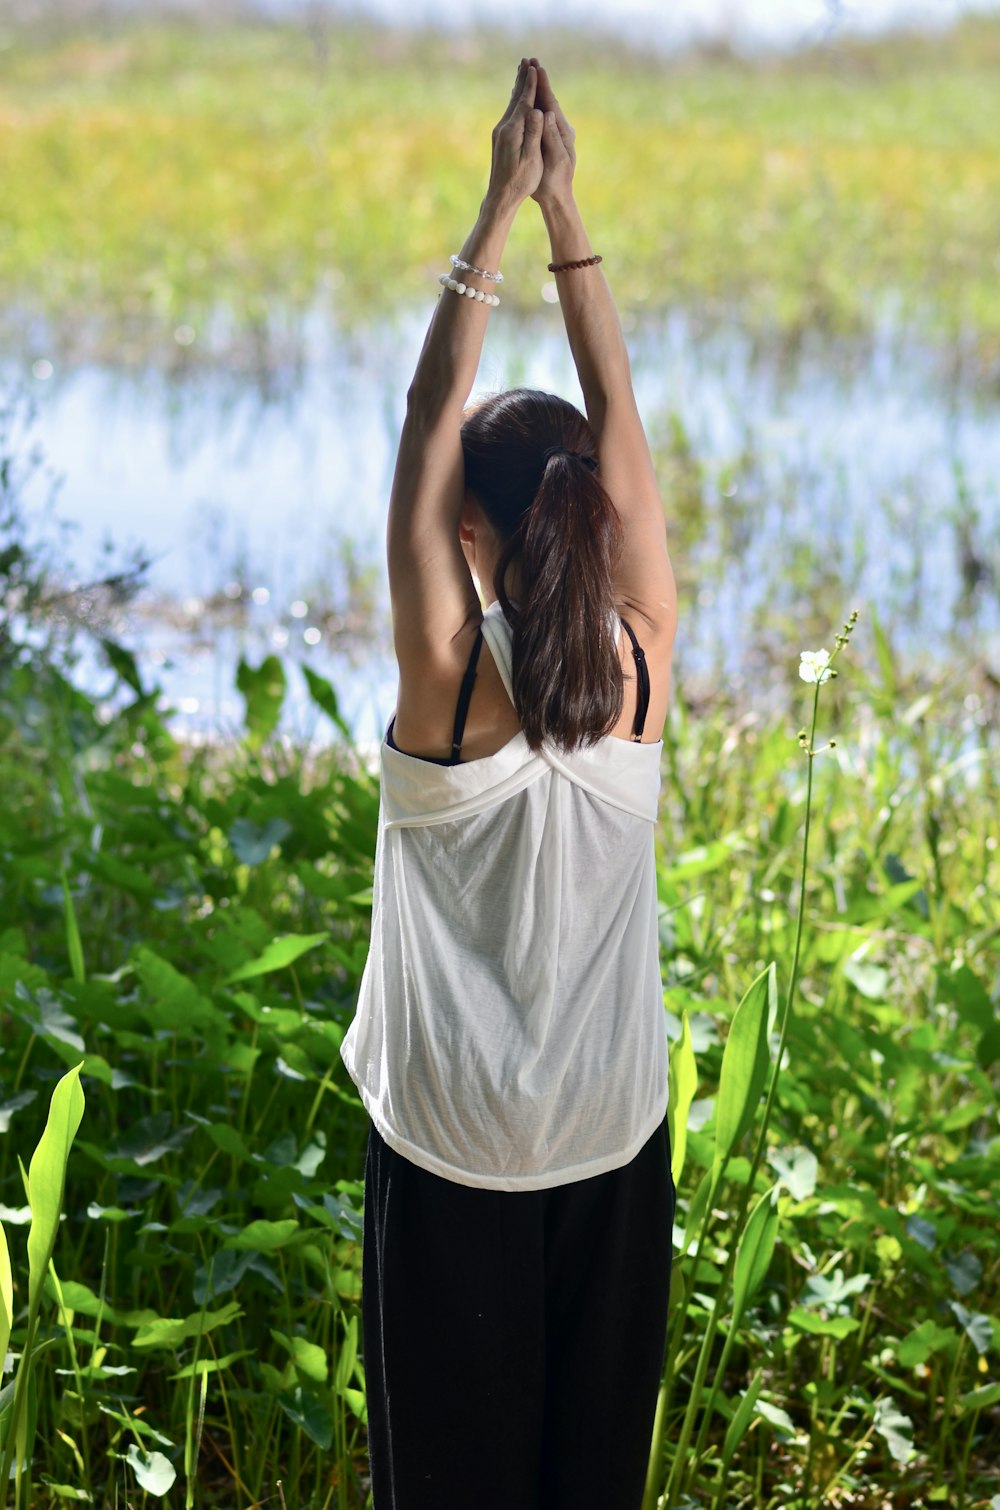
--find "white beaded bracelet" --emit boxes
[438,273,500,307]
[450,254,503,284]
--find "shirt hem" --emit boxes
[354,1083,669,1192]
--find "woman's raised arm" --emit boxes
[530,59,677,640]
[387,59,544,683]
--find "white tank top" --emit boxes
[340,601,669,1191]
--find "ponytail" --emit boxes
[498,452,624,751]
[460,388,625,754]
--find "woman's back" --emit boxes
[342,604,668,1190]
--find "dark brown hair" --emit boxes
[460,388,624,752]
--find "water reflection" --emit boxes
[7,298,999,744]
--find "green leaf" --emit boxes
[732,1185,780,1328]
[842,957,888,1000]
[223,1218,300,1252]
[59,868,86,985]
[228,817,293,865]
[895,1319,957,1368]
[945,1249,983,1296]
[872,1396,915,1466]
[949,1302,992,1355]
[958,1382,1000,1412]
[658,835,740,884]
[237,654,286,747]
[333,1314,358,1394]
[786,1309,860,1339]
[277,1386,332,1449]
[713,964,775,1174]
[754,1398,798,1439]
[171,1350,250,1381]
[271,1329,329,1385]
[666,1011,697,1187]
[131,1301,243,1350]
[38,1484,93,1502]
[100,637,145,695]
[721,1370,765,1466]
[301,664,352,737]
[26,1065,86,1314]
[767,1144,818,1200]
[125,1443,177,1495]
[224,932,328,984]
[0,1218,12,1368]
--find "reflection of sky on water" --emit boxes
[7,300,1000,746]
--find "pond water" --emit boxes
[6,296,999,747]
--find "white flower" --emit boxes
[799,648,833,684]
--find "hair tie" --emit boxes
[543,446,598,472]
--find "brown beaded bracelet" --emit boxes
[547,254,603,273]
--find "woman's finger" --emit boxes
[541,109,563,153]
[495,57,528,130]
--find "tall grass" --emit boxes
[3,16,1000,354]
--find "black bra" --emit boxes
[386,617,650,766]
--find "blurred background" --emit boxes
[3,0,999,747]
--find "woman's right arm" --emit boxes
[531,60,677,640]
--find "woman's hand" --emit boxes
[485,59,545,213]
[529,59,576,206]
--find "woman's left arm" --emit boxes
[388,59,543,684]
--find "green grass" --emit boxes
[0,590,997,1507]
[3,14,1000,353]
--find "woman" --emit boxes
[341,57,678,1510]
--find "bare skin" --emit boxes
[389,58,677,761]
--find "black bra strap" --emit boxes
[450,624,484,761]
[619,617,650,741]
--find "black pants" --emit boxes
[362,1120,675,1510]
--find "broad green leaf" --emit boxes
[224,1218,300,1252]
[666,1010,697,1187]
[754,1398,798,1439]
[713,964,775,1173]
[237,654,286,747]
[224,932,328,984]
[944,1250,983,1296]
[171,1350,250,1381]
[0,1219,12,1367]
[125,1443,177,1495]
[658,835,740,884]
[272,1329,328,1385]
[894,1322,960,1371]
[722,1370,765,1465]
[38,1484,92,1502]
[278,1386,333,1449]
[949,1302,992,1355]
[842,957,888,1000]
[872,1396,915,1465]
[228,817,293,866]
[131,1300,242,1350]
[732,1185,780,1328]
[98,1404,173,1446]
[786,1308,860,1339]
[26,1064,86,1313]
[958,1382,1000,1412]
[767,1145,818,1200]
[43,1276,157,1328]
[301,664,352,737]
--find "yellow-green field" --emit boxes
[3,14,1000,352]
